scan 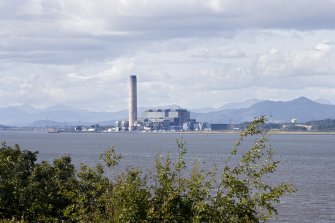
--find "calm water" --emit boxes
[1,131,335,222]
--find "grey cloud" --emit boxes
[1,0,335,109]
[2,0,335,66]
[91,1,335,33]
[0,33,132,64]
[192,48,246,59]
[0,62,130,110]
[255,42,335,77]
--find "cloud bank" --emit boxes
[1,0,335,111]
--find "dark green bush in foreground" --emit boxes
[0,117,294,222]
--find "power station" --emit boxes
[129,75,137,131]
[68,75,212,132]
[126,75,196,132]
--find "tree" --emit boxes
[145,116,294,223]
[111,168,150,222]
[26,156,77,222]
[0,143,37,221]
[0,143,78,222]
[64,163,109,222]
[209,116,295,222]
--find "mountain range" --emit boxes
[0,104,181,126]
[193,97,335,123]
[0,97,334,126]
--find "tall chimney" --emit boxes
[129,75,137,131]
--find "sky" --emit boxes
[1,0,335,111]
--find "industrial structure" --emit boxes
[103,75,220,132]
[14,75,247,133]
[125,75,210,132]
[139,108,191,131]
[129,75,137,131]
[141,109,190,125]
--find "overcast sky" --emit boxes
[1,0,335,111]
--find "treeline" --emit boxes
[0,117,294,223]
[307,119,335,131]
[237,119,335,132]
[235,122,283,131]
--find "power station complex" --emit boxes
[118,75,209,132]
[66,75,230,133]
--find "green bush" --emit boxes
[0,116,294,222]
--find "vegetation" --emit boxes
[307,119,335,131]
[239,118,335,132]
[235,122,283,131]
[0,117,294,222]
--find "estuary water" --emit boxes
[1,131,335,222]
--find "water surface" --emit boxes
[1,131,334,222]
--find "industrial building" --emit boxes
[210,124,231,131]
[115,120,129,131]
[139,108,191,131]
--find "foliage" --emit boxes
[283,124,307,131]
[308,119,335,131]
[211,116,294,222]
[0,143,37,221]
[0,116,294,222]
[0,143,77,222]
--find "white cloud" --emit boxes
[67,73,92,81]
[1,1,335,110]
[67,59,134,83]
[17,0,47,17]
[290,42,333,73]
[193,47,246,59]
[256,41,335,77]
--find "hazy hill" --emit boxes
[0,107,31,125]
[1,97,335,126]
[194,97,335,123]
[191,99,262,113]
[0,105,127,126]
[0,104,182,126]
[314,98,333,105]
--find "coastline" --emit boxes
[128,130,335,135]
[2,129,335,135]
[136,130,335,135]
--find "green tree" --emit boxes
[148,139,193,222]
[26,156,77,222]
[111,168,150,222]
[146,116,294,223]
[0,143,77,222]
[209,116,295,222]
[64,163,109,222]
[0,143,37,221]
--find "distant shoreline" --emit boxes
[136,130,335,135]
[119,130,335,135]
[267,130,335,135]
[2,129,335,135]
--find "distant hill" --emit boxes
[217,99,263,110]
[0,105,127,126]
[1,97,335,126]
[191,99,262,113]
[0,104,183,126]
[0,107,31,126]
[30,120,74,127]
[194,97,335,123]
[314,98,333,105]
